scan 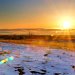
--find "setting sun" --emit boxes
[58,16,73,30]
[62,20,71,29]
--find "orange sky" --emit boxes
[0,0,75,29]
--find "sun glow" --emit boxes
[58,16,73,30]
[62,20,71,29]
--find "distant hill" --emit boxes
[0,29,75,35]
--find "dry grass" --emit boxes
[0,39,75,51]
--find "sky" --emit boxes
[0,0,75,29]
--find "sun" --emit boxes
[62,20,71,29]
[58,16,72,30]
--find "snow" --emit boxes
[0,42,75,75]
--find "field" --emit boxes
[0,35,75,51]
[0,42,75,75]
[0,34,75,75]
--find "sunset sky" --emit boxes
[0,0,75,29]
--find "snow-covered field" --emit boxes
[0,42,75,75]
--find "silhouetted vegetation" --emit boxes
[0,35,75,51]
[0,35,75,42]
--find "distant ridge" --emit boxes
[0,28,75,35]
[0,28,72,31]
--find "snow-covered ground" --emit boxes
[0,42,75,75]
